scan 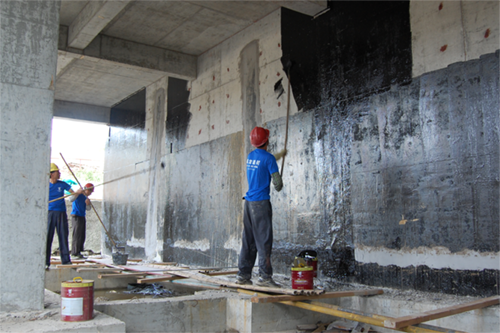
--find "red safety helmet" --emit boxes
[84,183,94,191]
[250,127,269,147]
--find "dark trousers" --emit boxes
[238,200,273,280]
[46,211,71,266]
[71,215,86,255]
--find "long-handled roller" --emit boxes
[59,153,128,264]
[280,61,292,177]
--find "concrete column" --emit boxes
[0,0,60,311]
[144,77,168,261]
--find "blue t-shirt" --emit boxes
[71,194,88,217]
[48,180,71,212]
[245,149,279,201]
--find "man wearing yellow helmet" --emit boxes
[46,163,82,269]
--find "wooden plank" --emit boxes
[76,268,122,273]
[50,259,86,264]
[251,289,383,303]
[127,258,143,262]
[240,289,465,333]
[55,264,101,268]
[152,262,177,265]
[384,296,500,329]
[98,272,147,279]
[137,276,186,283]
[88,258,320,296]
[201,270,239,276]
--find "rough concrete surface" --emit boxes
[0,0,60,312]
[0,290,125,333]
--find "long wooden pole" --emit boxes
[280,69,291,177]
[59,153,117,248]
[48,166,152,203]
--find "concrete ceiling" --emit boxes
[56,0,327,110]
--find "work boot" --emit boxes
[235,275,253,285]
[256,277,281,288]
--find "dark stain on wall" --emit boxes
[105,88,148,258]
[281,2,412,111]
[280,2,498,296]
[349,52,498,296]
[356,263,499,297]
[110,88,146,128]
[166,77,191,151]
[279,1,412,282]
[352,52,499,254]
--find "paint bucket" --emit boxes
[112,252,128,265]
[298,250,318,277]
[61,277,94,322]
[291,266,314,290]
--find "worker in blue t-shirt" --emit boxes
[46,163,82,269]
[236,126,286,288]
[69,183,94,259]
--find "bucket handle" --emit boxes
[73,277,83,283]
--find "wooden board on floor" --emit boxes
[56,264,103,268]
[201,270,239,276]
[152,266,324,296]
[77,268,122,273]
[87,258,323,296]
[50,259,86,264]
[383,295,500,329]
[137,276,187,283]
[98,272,147,279]
[251,289,384,303]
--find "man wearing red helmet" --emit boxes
[69,183,94,259]
[236,126,285,287]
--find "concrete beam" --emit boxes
[68,0,132,49]
[53,100,110,124]
[60,26,197,80]
[278,0,328,17]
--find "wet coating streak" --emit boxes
[356,246,500,270]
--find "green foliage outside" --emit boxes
[74,169,103,184]
[63,169,103,193]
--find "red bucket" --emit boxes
[61,277,94,321]
[291,266,314,290]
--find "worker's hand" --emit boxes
[274,148,287,161]
[85,198,90,205]
[75,188,84,195]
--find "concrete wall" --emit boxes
[102,2,499,296]
[0,0,60,311]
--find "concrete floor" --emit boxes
[3,264,496,333]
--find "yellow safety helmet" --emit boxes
[50,163,59,172]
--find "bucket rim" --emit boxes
[291,266,314,271]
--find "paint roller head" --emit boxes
[282,59,294,74]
